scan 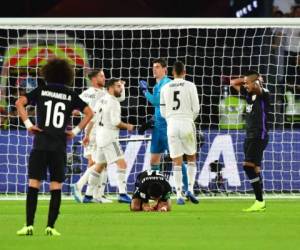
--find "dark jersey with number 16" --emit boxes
[25,83,88,152]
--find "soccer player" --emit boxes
[160,61,200,205]
[130,170,172,212]
[230,70,269,212]
[71,70,125,203]
[16,58,93,236]
[83,78,134,203]
[139,58,189,191]
[139,58,172,171]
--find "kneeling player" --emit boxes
[131,170,172,212]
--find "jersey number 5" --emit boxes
[173,91,180,110]
[44,100,65,128]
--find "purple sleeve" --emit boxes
[72,93,88,112]
[24,87,40,105]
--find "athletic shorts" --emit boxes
[28,150,66,182]
[95,141,124,165]
[244,137,268,166]
[150,126,169,154]
[167,119,197,159]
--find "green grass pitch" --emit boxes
[1,199,300,250]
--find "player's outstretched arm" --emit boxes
[230,77,244,92]
[15,96,42,134]
[139,80,157,105]
[116,122,134,131]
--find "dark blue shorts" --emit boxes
[150,127,169,154]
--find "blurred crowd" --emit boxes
[272,0,300,17]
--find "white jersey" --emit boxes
[80,85,125,143]
[160,78,200,122]
[95,93,121,147]
[79,87,106,145]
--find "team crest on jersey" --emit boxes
[246,104,253,113]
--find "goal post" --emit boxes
[1,18,300,198]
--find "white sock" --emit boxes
[92,172,103,200]
[99,168,108,197]
[86,170,101,197]
[93,185,102,200]
[76,165,93,191]
[173,165,182,198]
[187,162,197,193]
[117,169,126,194]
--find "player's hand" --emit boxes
[28,125,42,135]
[142,205,154,212]
[139,80,148,94]
[82,136,90,146]
[158,206,168,212]
[127,124,135,131]
[65,130,75,140]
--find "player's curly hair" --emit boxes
[147,182,164,199]
[41,58,74,85]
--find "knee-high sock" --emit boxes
[117,169,126,194]
[93,169,108,199]
[187,162,197,193]
[76,165,93,191]
[47,189,61,228]
[151,164,160,171]
[173,165,182,198]
[181,164,188,192]
[244,166,263,201]
[99,168,108,197]
[26,187,39,226]
[85,170,101,197]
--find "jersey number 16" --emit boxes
[44,100,66,128]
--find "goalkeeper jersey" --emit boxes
[145,76,171,128]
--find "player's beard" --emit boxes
[96,82,105,88]
[114,90,121,97]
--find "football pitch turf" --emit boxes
[1,199,300,250]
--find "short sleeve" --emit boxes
[261,88,270,101]
[72,93,88,112]
[160,181,172,202]
[25,87,40,105]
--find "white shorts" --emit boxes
[167,119,197,158]
[95,141,124,165]
[83,143,96,160]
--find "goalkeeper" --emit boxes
[130,170,172,212]
[139,58,189,193]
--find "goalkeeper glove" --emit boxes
[139,80,148,95]
[137,117,154,134]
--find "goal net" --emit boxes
[0,18,300,198]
